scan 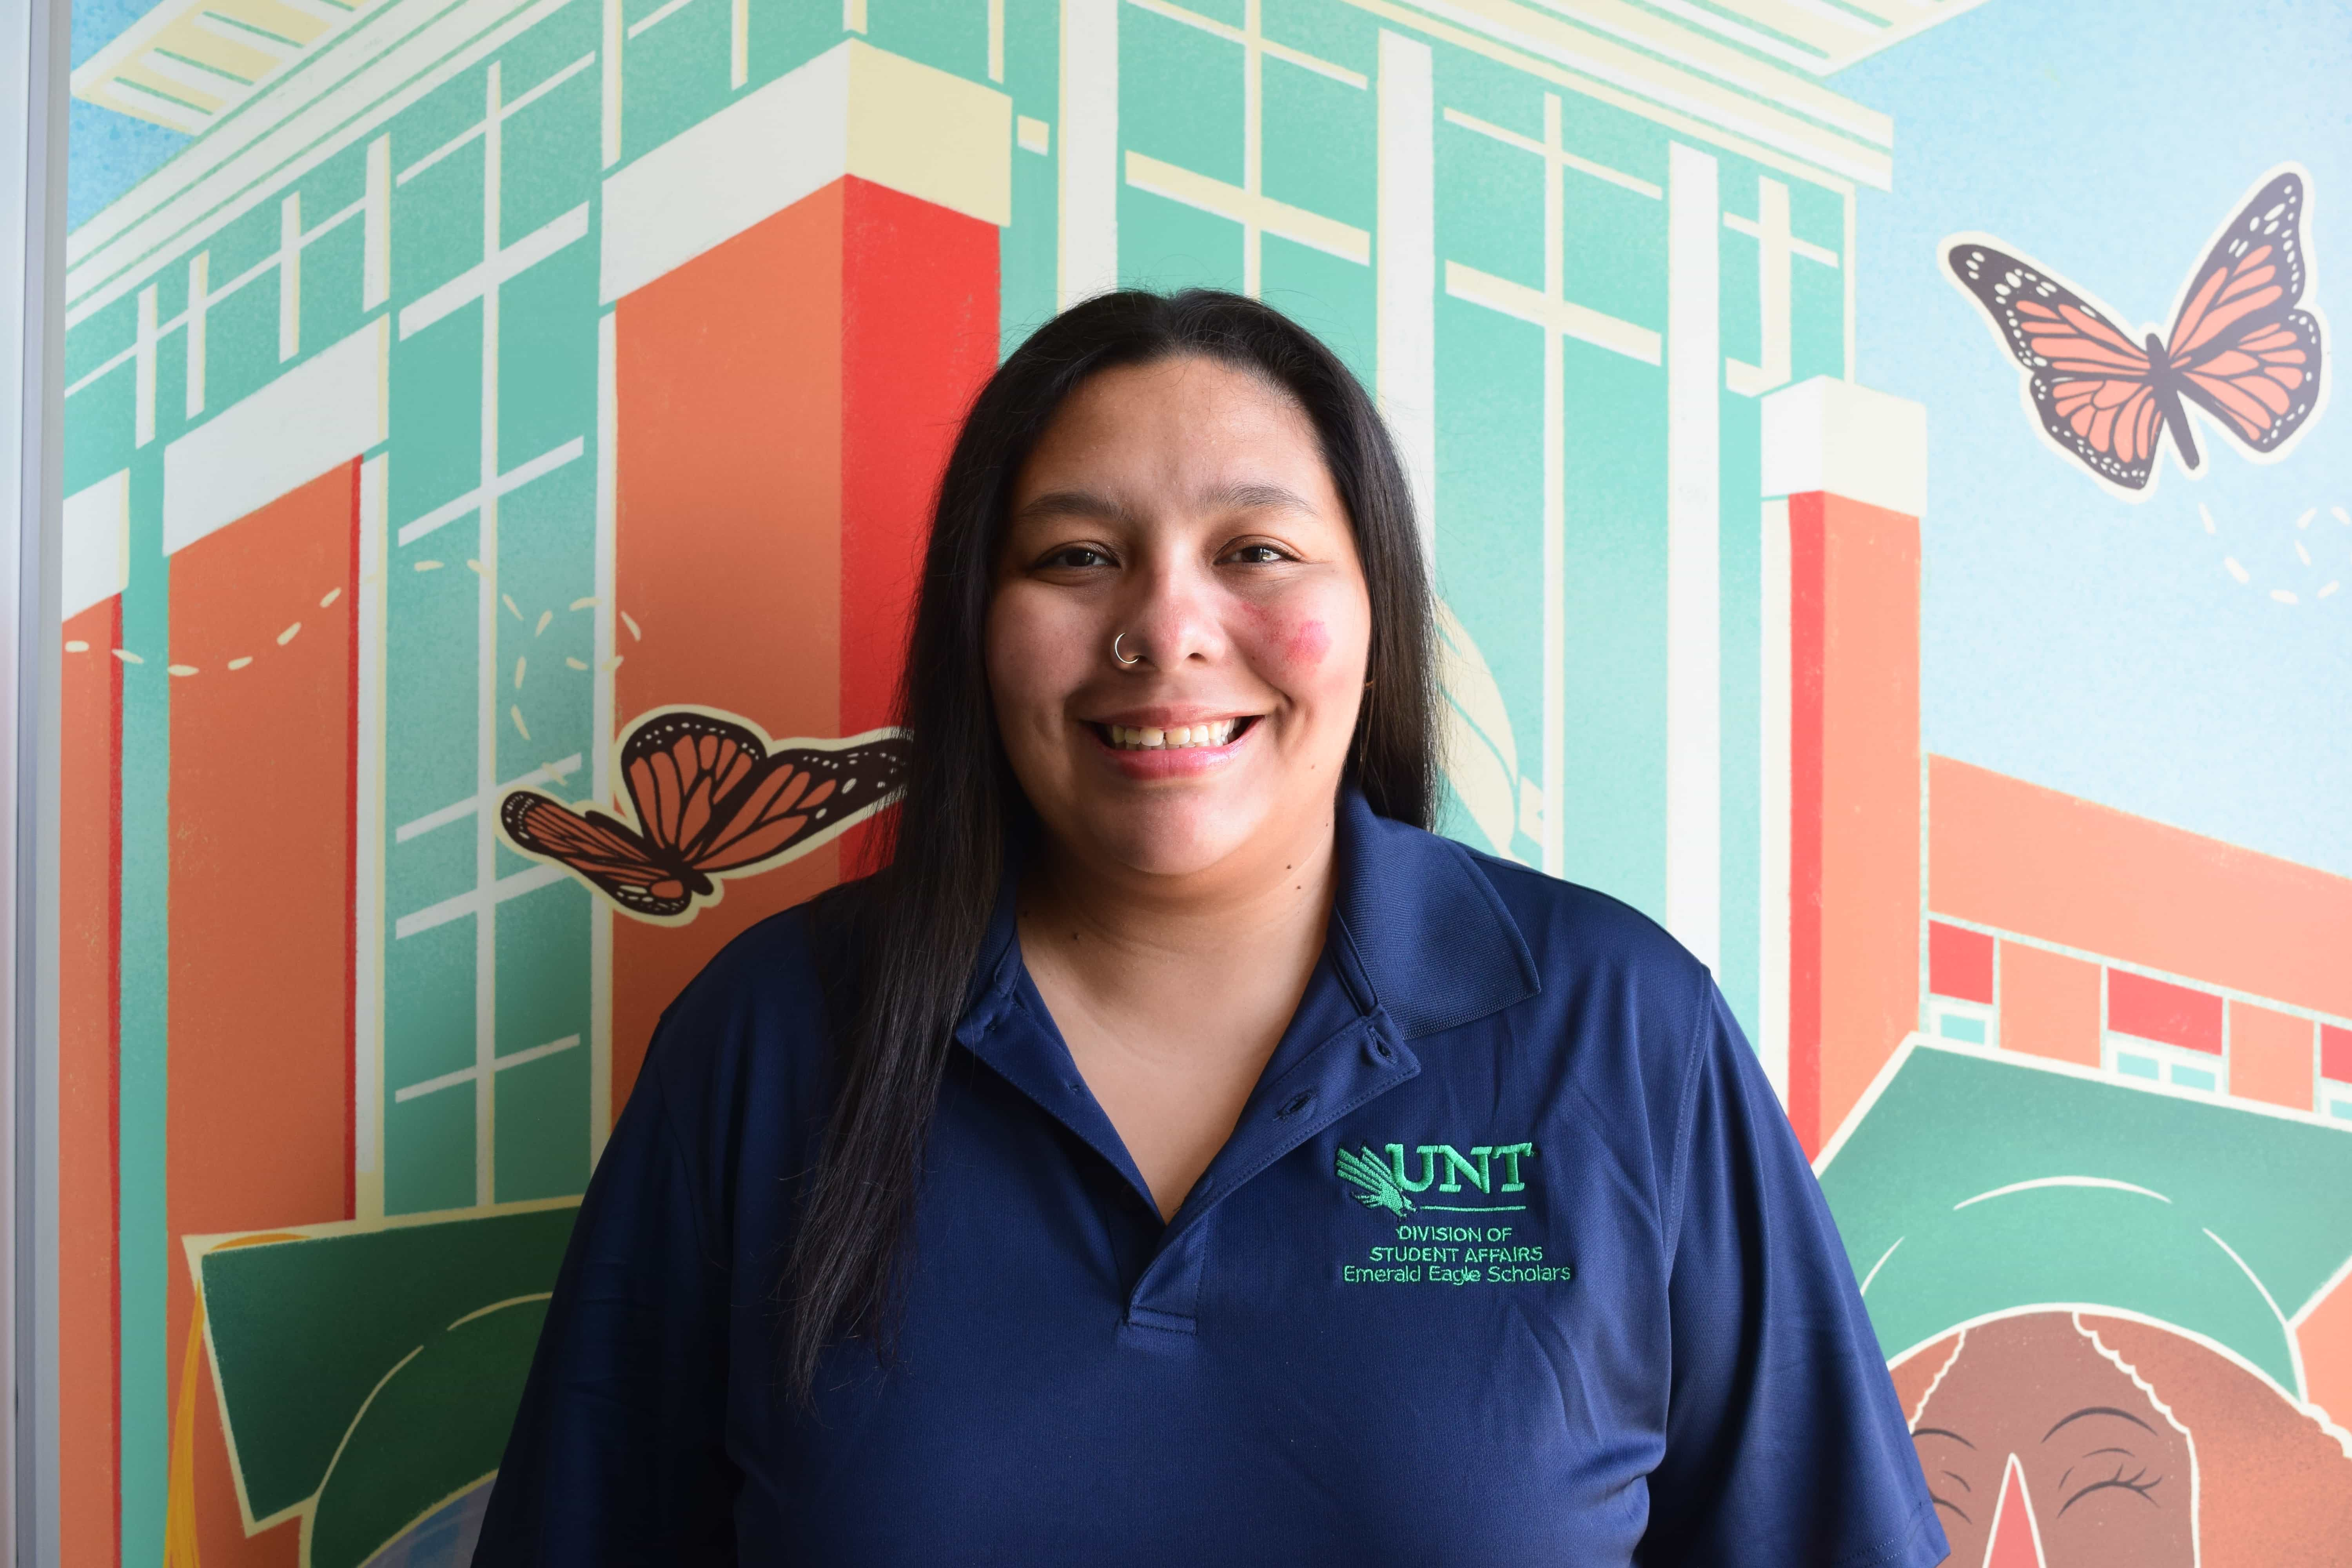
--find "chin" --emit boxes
[1078,797,1261,880]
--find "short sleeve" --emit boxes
[1640,979,1947,1568]
[471,1026,739,1565]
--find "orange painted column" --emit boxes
[1996,942,2102,1068]
[611,176,999,1111]
[61,604,123,1568]
[166,461,361,1564]
[1763,378,1926,1153]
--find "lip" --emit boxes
[1080,713,1259,780]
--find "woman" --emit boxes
[474,290,1944,1565]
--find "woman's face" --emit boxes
[987,355,1372,884]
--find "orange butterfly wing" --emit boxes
[498,791,699,918]
[691,735,913,873]
[2164,170,2323,454]
[618,709,912,877]
[1949,241,2168,490]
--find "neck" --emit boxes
[1020,799,1342,979]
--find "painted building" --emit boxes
[52,0,2350,1563]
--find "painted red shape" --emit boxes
[1985,1457,2045,1568]
[1785,491,1920,1155]
[2108,968,2223,1054]
[2323,1024,2352,1085]
[60,603,122,1568]
[1929,920,1994,1004]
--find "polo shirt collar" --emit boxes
[1324,786,1541,1038]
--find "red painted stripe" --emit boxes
[61,598,123,1568]
[2106,968,2223,1054]
[838,178,999,877]
[2321,1024,2352,1085]
[1928,921,1994,1004]
[345,461,361,1220]
[1786,493,1827,1153]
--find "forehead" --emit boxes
[1013,356,1333,505]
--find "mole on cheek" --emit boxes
[1286,619,1332,665]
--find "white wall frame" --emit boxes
[4,0,69,1553]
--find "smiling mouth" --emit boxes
[1088,717,1259,751]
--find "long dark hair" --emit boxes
[779,289,1438,1399]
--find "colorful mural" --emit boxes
[49,0,2348,1563]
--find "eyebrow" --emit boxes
[1198,480,1318,515]
[1011,489,1145,528]
[1010,481,1317,529]
[1911,1427,1975,1448]
[2043,1405,2156,1442]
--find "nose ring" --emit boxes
[1112,632,1144,667]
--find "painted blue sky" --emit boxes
[1838,0,2352,876]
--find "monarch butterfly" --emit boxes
[1945,166,2325,498]
[499,706,910,922]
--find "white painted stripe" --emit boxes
[392,753,582,842]
[589,310,618,1168]
[1539,93,1565,878]
[1759,375,1925,514]
[1441,106,1661,199]
[354,455,388,1213]
[1123,152,1370,265]
[1664,142,1720,973]
[400,201,589,338]
[599,42,1008,305]
[1442,261,1659,363]
[66,0,560,318]
[1376,30,1436,569]
[475,63,506,1209]
[139,49,254,100]
[162,317,387,554]
[396,435,584,546]
[392,859,570,941]
[100,79,214,132]
[1395,0,1891,188]
[2203,1225,2303,1397]
[1953,1176,2172,1211]
[62,471,131,619]
[392,1033,583,1103]
[1058,0,1119,308]
[1758,496,1791,1102]
[63,341,139,399]
[623,0,695,40]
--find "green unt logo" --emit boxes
[1334,1142,1537,1215]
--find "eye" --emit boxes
[1222,542,1292,565]
[1037,544,1113,570]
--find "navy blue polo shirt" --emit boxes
[475,792,1945,1566]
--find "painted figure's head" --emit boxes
[1896,1310,2352,1568]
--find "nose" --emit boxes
[1984,1455,2045,1568]
[1116,555,1225,671]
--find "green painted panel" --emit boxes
[383,510,479,825]
[310,1300,549,1568]
[1559,344,1666,917]
[386,1083,477,1216]
[386,920,476,1086]
[198,1205,576,1521]
[117,450,171,1568]
[493,1047,590,1201]
[1121,7,1243,189]
[495,880,589,1059]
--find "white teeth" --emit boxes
[1106,719,1239,750]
